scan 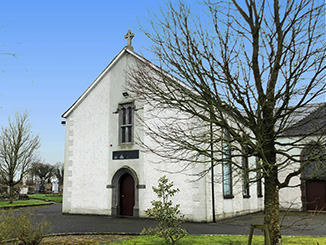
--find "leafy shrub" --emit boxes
[0,192,8,200]
[142,176,187,244]
[0,209,51,244]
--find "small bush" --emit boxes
[142,176,187,244]
[0,192,8,200]
[0,209,52,244]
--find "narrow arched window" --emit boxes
[242,154,250,198]
[256,157,263,198]
[222,129,233,198]
[119,103,134,144]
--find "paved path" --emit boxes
[22,203,326,236]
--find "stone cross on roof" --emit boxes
[124,30,135,51]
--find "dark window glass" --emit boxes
[122,108,126,124]
[128,126,132,142]
[121,127,126,143]
[256,157,263,197]
[128,107,132,124]
[222,129,233,198]
[242,155,250,198]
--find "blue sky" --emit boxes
[0,0,166,164]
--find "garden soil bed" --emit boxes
[41,234,134,244]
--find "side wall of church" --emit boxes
[134,88,264,221]
[212,158,265,220]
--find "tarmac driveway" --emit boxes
[22,203,326,236]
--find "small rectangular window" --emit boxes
[119,102,134,144]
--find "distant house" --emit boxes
[278,104,326,212]
[61,31,326,221]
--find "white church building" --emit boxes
[62,31,326,222]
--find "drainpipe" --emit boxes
[210,118,216,223]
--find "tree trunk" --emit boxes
[262,103,281,244]
[264,171,281,244]
[9,184,14,204]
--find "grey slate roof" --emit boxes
[282,103,326,137]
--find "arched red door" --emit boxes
[119,173,135,216]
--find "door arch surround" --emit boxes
[111,167,139,217]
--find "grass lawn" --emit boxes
[109,235,326,244]
[5,234,326,244]
[28,194,62,203]
[2,234,325,244]
[40,235,326,244]
[0,200,52,208]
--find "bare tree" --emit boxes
[0,112,40,203]
[29,162,54,193]
[54,162,64,187]
[128,0,325,243]
[29,162,54,183]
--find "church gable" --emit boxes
[62,48,134,119]
[62,43,146,214]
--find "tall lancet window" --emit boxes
[242,154,250,198]
[256,157,263,197]
[222,129,233,198]
[119,102,134,144]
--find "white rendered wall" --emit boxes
[277,137,304,211]
[135,89,264,221]
[136,99,210,222]
[212,157,264,220]
[63,72,111,214]
[63,55,129,214]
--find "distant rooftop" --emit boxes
[282,103,326,137]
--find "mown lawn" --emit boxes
[0,200,52,208]
[3,234,326,245]
[28,194,63,203]
[40,235,326,244]
[110,235,326,244]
